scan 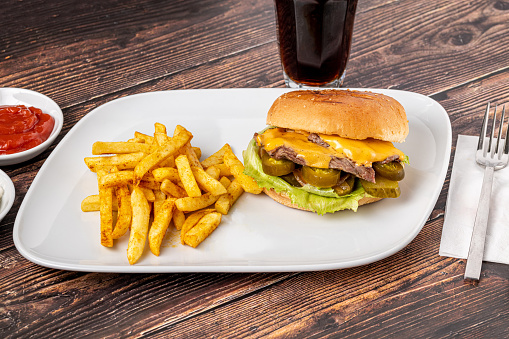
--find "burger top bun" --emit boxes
[266,89,409,143]
[263,188,382,212]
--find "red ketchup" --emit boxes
[0,105,55,155]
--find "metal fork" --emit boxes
[464,103,509,280]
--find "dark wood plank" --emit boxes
[1,0,277,108]
[0,263,299,337]
[2,0,508,108]
[348,0,509,94]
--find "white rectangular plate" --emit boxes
[13,88,451,272]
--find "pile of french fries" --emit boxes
[81,123,263,264]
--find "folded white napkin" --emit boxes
[440,134,509,264]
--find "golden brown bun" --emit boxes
[263,188,382,213]
[266,89,408,143]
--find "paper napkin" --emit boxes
[440,135,509,264]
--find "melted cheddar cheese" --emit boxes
[256,128,405,168]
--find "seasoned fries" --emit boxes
[112,167,132,239]
[85,152,145,172]
[82,122,262,264]
[92,141,152,155]
[175,155,201,197]
[180,209,216,245]
[175,193,219,212]
[134,126,192,183]
[183,212,222,248]
[81,194,118,212]
[215,179,244,215]
[191,166,227,196]
[223,144,263,194]
[160,179,187,198]
[152,167,179,182]
[127,187,151,265]
[201,143,229,168]
[112,184,132,239]
[99,170,134,188]
[149,198,175,256]
[97,169,114,247]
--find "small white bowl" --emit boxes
[0,169,15,223]
[0,88,63,166]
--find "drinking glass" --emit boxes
[273,0,358,88]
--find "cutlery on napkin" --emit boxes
[440,134,509,265]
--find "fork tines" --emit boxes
[478,102,509,159]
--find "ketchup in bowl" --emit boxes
[0,105,55,155]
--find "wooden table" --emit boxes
[1,0,508,337]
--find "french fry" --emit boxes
[97,170,114,247]
[134,131,155,144]
[99,170,134,188]
[140,187,156,202]
[181,142,203,169]
[127,187,151,265]
[205,165,220,180]
[153,190,166,216]
[148,198,176,256]
[154,122,169,147]
[108,166,132,239]
[228,179,245,203]
[92,141,151,155]
[134,127,192,183]
[223,144,263,194]
[160,178,187,198]
[160,155,175,168]
[112,184,132,239]
[201,144,229,168]
[154,122,166,133]
[215,163,232,177]
[85,152,145,172]
[139,178,161,191]
[219,176,231,189]
[180,209,215,244]
[172,208,186,230]
[191,166,227,196]
[215,179,244,215]
[173,124,187,136]
[183,212,222,248]
[192,146,201,160]
[152,167,180,182]
[128,137,146,143]
[175,154,202,197]
[214,195,230,215]
[175,193,219,212]
[81,194,119,212]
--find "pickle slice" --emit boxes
[301,166,341,188]
[333,175,355,196]
[360,175,401,198]
[260,149,295,176]
[373,161,405,181]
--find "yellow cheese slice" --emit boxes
[257,128,404,168]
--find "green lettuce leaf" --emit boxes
[242,138,368,215]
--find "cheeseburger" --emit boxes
[243,89,409,215]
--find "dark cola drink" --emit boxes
[274,0,358,87]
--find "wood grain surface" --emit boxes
[1,0,509,337]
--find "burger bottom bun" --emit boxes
[263,188,382,213]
